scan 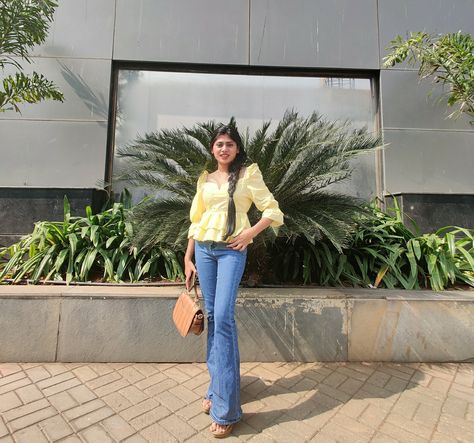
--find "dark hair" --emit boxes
[210,124,247,240]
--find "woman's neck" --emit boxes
[216,164,230,174]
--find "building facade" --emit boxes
[1,0,473,246]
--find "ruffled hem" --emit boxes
[188,215,252,242]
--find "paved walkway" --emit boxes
[0,362,473,442]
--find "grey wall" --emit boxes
[1,0,473,235]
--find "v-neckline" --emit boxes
[205,180,229,191]
[203,168,246,191]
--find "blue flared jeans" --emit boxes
[194,240,247,425]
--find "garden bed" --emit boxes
[0,284,473,364]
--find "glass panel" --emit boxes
[113,69,376,200]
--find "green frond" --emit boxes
[116,110,381,252]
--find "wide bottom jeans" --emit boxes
[194,240,247,425]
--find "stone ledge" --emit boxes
[0,284,472,300]
[0,285,473,363]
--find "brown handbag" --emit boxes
[172,276,205,337]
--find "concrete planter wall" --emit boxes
[0,285,473,363]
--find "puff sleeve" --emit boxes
[246,163,284,229]
[187,171,207,239]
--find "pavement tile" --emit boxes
[3,398,50,422]
[158,413,196,441]
[379,421,428,443]
[119,385,149,405]
[135,372,168,390]
[72,365,99,382]
[102,414,137,440]
[384,375,410,393]
[168,384,201,403]
[88,363,115,376]
[323,371,348,388]
[70,406,115,431]
[43,377,82,397]
[338,398,368,419]
[0,372,26,387]
[157,390,187,412]
[37,372,75,390]
[123,434,149,443]
[144,378,179,397]
[386,412,434,439]
[162,367,192,384]
[129,406,170,430]
[336,366,371,382]
[0,364,22,377]
[358,403,388,429]
[449,382,474,402]
[48,391,79,412]
[188,412,212,431]
[63,398,107,420]
[60,434,85,442]
[9,407,57,432]
[38,414,74,441]
[42,364,69,376]
[411,370,433,387]
[12,425,48,443]
[94,378,130,398]
[120,398,160,421]
[140,422,178,442]
[119,366,146,384]
[0,418,7,438]
[370,432,400,443]
[78,424,114,443]
[0,361,472,442]
[0,378,30,395]
[0,392,22,413]
[174,399,202,421]
[454,371,474,388]
[67,384,97,404]
[86,371,122,390]
[133,364,161,378]
[15,384,43,404]
[25,366,51,383]
[103,391,133,412]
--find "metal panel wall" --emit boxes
[378,0,474,196]
[31,0,115,59]
[0,0,114,189]
[114,0,250,64]
[378,0,474,69]
[250,0,379,68]
[0,121,107,188]
[383,130,474,194]
[1,0,473,217]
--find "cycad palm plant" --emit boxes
[116,110,382,282]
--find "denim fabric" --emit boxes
[194,240,247,425]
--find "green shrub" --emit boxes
[0,196,183,284]
[270,201,474,290]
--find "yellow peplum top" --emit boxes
[188,163,284,242]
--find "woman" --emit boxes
[184,124,284,438]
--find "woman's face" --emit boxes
[211,134,239,166]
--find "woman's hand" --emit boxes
[227,228,255,251]
[184,258,197,290]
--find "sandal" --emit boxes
[202,398,212,414]
[210,422,234,439]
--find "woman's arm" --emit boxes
[184,238,197,289]
[227,217,273,251]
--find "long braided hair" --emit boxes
[209,124,247,240]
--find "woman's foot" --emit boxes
[202,398,212,414]
[210,422,234,438]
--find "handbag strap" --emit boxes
[187,273,200,301]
